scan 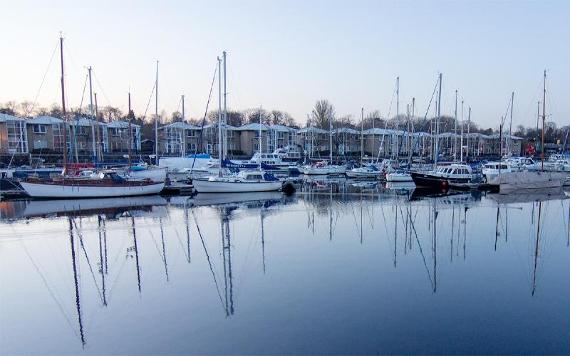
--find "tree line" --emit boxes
[1,99,568,144]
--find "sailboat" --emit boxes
[410,74,474,189]
[20,36,165,198]
[490,71,566,193]
[192,53,282,194]
[347,108,382,179]
[301,111,346,175]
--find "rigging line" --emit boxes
[92,71,113,109]
[27,40,59,116]
[192,62,218,171]
[423,77,440,120]
[191,209,226,311]
[18,239,79,341]
[142,81,157,121]
[78,73,89,112]
[72,220,104,303]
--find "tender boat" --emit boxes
[20,171,165,198]
[192,170,282,193]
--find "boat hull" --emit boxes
[386,173,413,182]
[20,181,165,198]
[301,166,346,175]
[492,171,566,193]
[192,179,282,193]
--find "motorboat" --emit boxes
[346,165,381,179]
[301,161,346,175]
[411,163,474,189]
[489,170,566,193]
[120,164,167,183]
[192,170,282,193]
[385,171,414,182]
[482,161,513,182]
[19,171,165,198]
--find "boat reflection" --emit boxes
[0,195,168,220]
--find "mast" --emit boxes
[94,93,100,160]
[454,90,458,161]
[395,76,400,159]
[508,91,514,156]
[88,67,97,163]
[434,73,442,167]
[541,70,546,171]
[460,100,464,162]
[217,56,223,176]
[360,107,364,164]
[258,106,263,171]
[223,51,228,159]
[181,94,186,157]
[329,110,333,164]
[467,107,471,159]
[128,91,133,168]
[154,61,159,164]
[59,34,68,172]
[536,100,540,151]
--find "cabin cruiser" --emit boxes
[301,161,346,175]
[192,170,282,193]
[482,162,512,182]
[385,171,414,182]
[411,164,474,189]
[346,164,381,179]
[273,145,302,162]
[247,152,296,171]
[489,170,566,193]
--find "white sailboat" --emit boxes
[493,71,566,193]
[346,108,382,179]
[301,110,346,175]
[20,35,165,199]
[192,53,282,194]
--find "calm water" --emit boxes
[1,182,570,354]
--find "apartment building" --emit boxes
[26,116,66,153]
[0,113,28,155]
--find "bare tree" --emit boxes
[310,99,335,129]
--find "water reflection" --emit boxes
[1,185,569,354]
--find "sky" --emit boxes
[1,0,569,129]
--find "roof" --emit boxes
[203,123,238,130]
[69,116,107,127]
[235,123,269,131]
[333,127,359,134]
[107,120,141,129]
[488,133,523,140]
[363,128,407,136]
[159,121,199,130]
[27,116,64,124]
[298,126,328,134]
[269,124,297,132]
[0,113,25,122]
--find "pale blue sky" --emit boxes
[1,0,568,129]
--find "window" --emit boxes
[32,124,47,134]
[187,130,197,138]
[7,120,28,153]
